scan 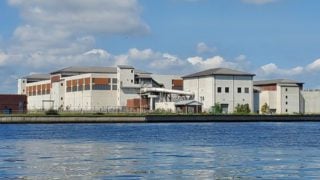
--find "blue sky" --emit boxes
[1,0,320,93]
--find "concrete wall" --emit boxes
[301,91,320,114]
[279,86,301,114]
[184,75,254,113]
[155,102,176,112]
[151,74,182,89]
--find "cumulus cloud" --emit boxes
[258,63,304,77]
[242,0,278,5]
[8,0,149,35]
[196,42,216,54]
[0,51,8,66]
[306,58,320,72]
[187,55,251,71]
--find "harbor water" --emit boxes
[0,122,320,179]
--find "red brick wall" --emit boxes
[0,95,27,113]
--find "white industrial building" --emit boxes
[301,90,320,114]
[18,65,188,111]
[253,79,304,114]
[183,68,255,113]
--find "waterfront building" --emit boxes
[301,89,320,114]
[18,65,185,111]
[182,68,255,113]
[253,79,303,114]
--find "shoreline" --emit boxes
[1,114,320,124]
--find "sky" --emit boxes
[1,0,320,93]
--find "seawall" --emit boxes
[1,115,320,123]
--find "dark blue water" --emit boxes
[0,122,320,179]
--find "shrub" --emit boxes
[234,104,251,114]
[45,109,59,115]
[261,103,270,114]
[210,103,222,114]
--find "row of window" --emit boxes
[66,84,118,92]
[28,90,50,96]
[217,87,250,94]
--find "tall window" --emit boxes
[225,87,229,93]
[245,87,249,93]
[217,87,222,93]
[238,87,242,93]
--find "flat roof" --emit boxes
[254,79,304,86]
[51,66,117,75]
[183,68,255,78]
[22,74,50,80]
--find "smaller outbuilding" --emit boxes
[175,100,202,114]
[0,94,27,114]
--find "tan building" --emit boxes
[183,68,255,113]
[253,79,303,114]
[18,65,183,111]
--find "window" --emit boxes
[112,78,117,83]
[131,70,134,73]
[285,95,288,99]
[285,88,288,92]
[286,101,288,105]
[286,109,288,112]
[217,87,222,93]
[61,97,63,100]
[93,84,111,90]
[238,87,242,93]
[22,80,25,83]
[72,86,77,92]
[85,85,90,91]
[245,87,249,93]
[131,80,133,83]
[112,85,117,90]
[66,87,72,92]
[78,85,83,91]
[225,87,229,93]
[61,83,63,86]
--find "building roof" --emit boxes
[117,65,134,69]
[254,79,304,86]
[50,66,117,75]
[22,74,50,80]
[175,100,203,106]
[182,68,255,78]
[50,66,151,75]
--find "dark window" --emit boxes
[225,87,229,93]
[285,95,288,99]
[112,78,117,83]
[78,85,83,91]
[286,109,288,112]
[72,86,77,92]
[61,97,63,100]
[285,88,288,92]
[238,87,242,93]
[131,70,134,73]
[217,87,222,93]
[66,87,72,92]
[112,85,117,90]
[93,84,111,90]
[286,101,288,105]
[245,87,249,93]
[131,80,133,83]
[85,85,90,91]
[61,83,63,86]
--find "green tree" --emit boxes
[261,103,270,114]
[234,103,251,114]
[211,103,222,114]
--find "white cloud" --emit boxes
[242,0,278,5]
[9,0,149,35]
[259,63,304,76]
[196,42,216,54]
[187,55,251,71]
[306,58,320,72]
[83,49,110,59]
[0,51,8,66]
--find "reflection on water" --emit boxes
[0,123,320,179]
